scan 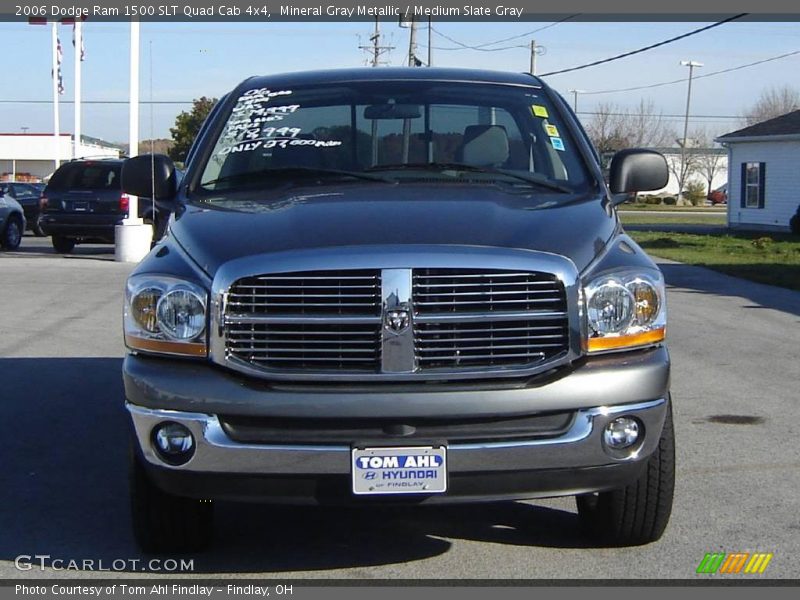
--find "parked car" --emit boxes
[121,68,673,552]
[707,183,728,205]
[0,186,26,250]
[0,182,45,236]
[40,158,165,253]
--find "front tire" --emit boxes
[130,447,213,553]
[1,216,22,250]
[576,399,675,546]
[51,235,76,253]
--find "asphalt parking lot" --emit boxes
[1,235,798,579]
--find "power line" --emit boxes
[0,100,191,104]
[421,16,576,52]
[580,49,800,95]
[539,14,747,77]
[576,111,741,119]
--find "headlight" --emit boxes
[584,269,666,353]
[124,275,208,357]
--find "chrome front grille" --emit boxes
[413,269,568,370]
[415,319,569,369]
[221,263,572,380]
[226,322,380,371]
[413,269,565,314]
[227,270,381,316]
[225,269,382,371]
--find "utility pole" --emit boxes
[679,60,703,202]
[529,40,546,75]
[407,15,418,67]
[359,17,393,67]
[568,89,585,113]
[427,16,432,67]
[360,18,393,166]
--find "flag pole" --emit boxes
[51,21,60,172]
[127,19,140,224]
[116,18,152,263]
[73,21,82,159]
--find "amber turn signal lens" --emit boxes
[125,334,207,357]
[587,326,666,352]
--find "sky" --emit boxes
[0,19,798,145]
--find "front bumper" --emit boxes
[125,347,670,504]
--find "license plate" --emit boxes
[73,202,88,211]
[351,446,447,495]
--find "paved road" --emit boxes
[1,236,798,579]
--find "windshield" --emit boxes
[194,80,593,198]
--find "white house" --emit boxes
[0,133,122,183]
[650,146,728,198]
[716,110,800,232]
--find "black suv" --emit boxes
[41,158,163,253]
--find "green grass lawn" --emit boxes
[618,204,726,213]
[629,231,800,291]
[620,212,726,226]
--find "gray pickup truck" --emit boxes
[121,68,673,553]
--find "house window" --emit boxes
[741,162,765,209]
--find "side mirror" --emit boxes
[608,149,669,198]
[121,154,177,202]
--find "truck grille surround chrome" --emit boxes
[211,247,582,381]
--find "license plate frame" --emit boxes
[351,446,447,495]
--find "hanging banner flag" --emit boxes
[51,35,65,95]
[72,22,85,61]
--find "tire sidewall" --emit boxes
[3,217,22,250]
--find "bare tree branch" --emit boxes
[740,85,800,126]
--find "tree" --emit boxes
[694,128,726,196]
[740,85,800,126]
[626,99,673,149]
[669,142,701,205]
[586,100,674,167]
[169,97,218,163]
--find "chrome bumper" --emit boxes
[128,398,667,476]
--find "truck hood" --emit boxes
[170,183,616,276]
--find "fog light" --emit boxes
[603,417,640,450]
[153,422,195,464]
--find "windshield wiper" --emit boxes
[366,162,572,193]
[201,166,393,189]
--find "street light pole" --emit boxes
[679,60,703,202]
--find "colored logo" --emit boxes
[696,552,773,574]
